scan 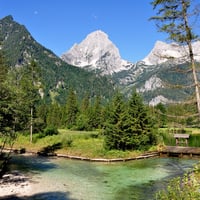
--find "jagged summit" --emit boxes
[61,30,131,75]
[2,15,199,105]
[143,40,200,65]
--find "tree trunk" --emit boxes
[182,0,200,119]
[191,52,200,118]
[30,107,33,143]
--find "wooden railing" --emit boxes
[174,134,190,146]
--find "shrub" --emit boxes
[43,126,59,136]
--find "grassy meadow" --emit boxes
[12,129,143,159]
[5,127,200,159]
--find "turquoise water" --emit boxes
[10,155,199,200]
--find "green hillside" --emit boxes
[0,15,115,104]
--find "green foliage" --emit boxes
[21,61,41,106]
[103,90,125,150]
[159,130,176,146]
[156,172,200,200]
[75,94,92,131]
[88,95,103,129]
[75,94,104,131]
[155,103,167,127]
[46,103,62,127]
[158,128,200,147]
[0,49,13,135]
[122,90,157,150]
[62,136,73,147]
[150,0,200,122]
[36,103,48,128]
[150,0,198,44]
[0,16,115,105]
[188,134,200,147]
[75,113,91,131]
[12,129,148,158]
[43,126,59,136]
[0,44,18,177]
[65,89,79,129]
[104,89,158,151]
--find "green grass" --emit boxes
[10,129,144,159]
[158,128,200,147]
[4,127,200,159]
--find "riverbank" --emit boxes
[0,169,67,199]
[5,147,159,162]
[0,171,31,199]
[10,129,160,159]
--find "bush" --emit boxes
[43,126,59,136]
[33,118,46,133]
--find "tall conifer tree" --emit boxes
[65,89,79,128]
[150,0,200,118]
[104,90,125,150]
[121,90,157,150]
[0,44,17,177]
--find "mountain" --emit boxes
[1,15,200,106]
[143,40,200,65]
[61,30,133,75]
[61,30,200,105]
[0,16,115,104]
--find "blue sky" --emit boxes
[0,0,174,62]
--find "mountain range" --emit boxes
[0,15,115,104]
[61,28,200,105]
[1,15,200,105]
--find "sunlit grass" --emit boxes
[158,128,200,147]
[10,129,146,159]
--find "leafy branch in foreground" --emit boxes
[156,163,200,200]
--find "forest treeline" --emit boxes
[0,48,198,152]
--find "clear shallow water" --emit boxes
[10,155,199,200]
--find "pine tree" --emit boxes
[121,90,157,150]
[150,0,200,119]
[104,90,157,150]
[103,90,126,150]
[0,51,13,135]
[46,103,62,128]
[90,95,102,129]
[154,103,167,127]
[18,61,41,142]
[0,45,17,177]
[65,89,79,129]
[80,92,90,112]
[76,93,91,130]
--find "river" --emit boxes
[9,155,199,200]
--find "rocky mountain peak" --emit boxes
[85,30,109,41]
[143,40,200,65]
[61,30,131,75]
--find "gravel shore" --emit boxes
[0,171,32,199]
